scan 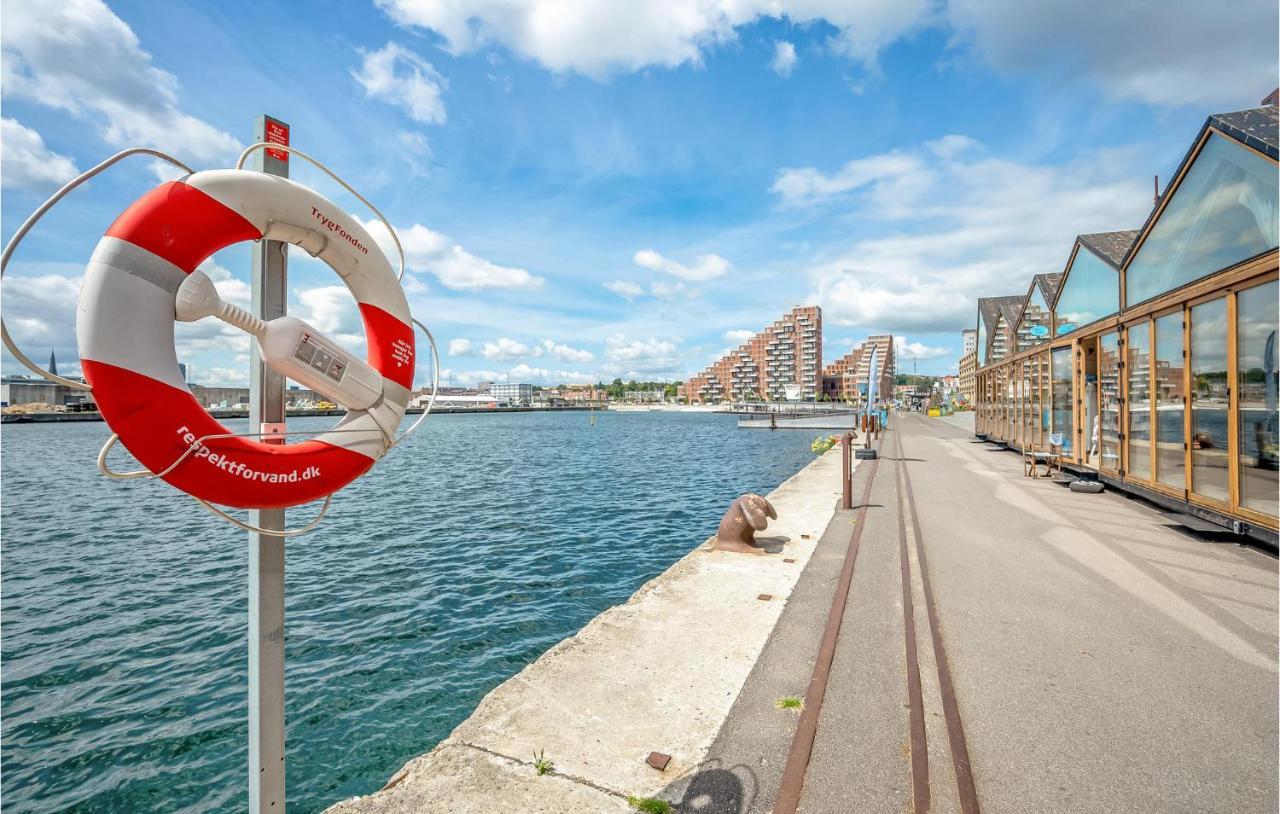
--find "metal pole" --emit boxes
[248,113,289,813]
[842,431,852,509]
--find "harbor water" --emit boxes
[1,410,817,812]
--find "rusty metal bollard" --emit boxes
[711,494,778,554]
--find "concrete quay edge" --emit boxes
[325,446,848,813]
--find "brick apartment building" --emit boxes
[821,334,896,404]
[681,306,822,403]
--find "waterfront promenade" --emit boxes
[689,412,1277,813]
[328,412,1277,812]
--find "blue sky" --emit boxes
[2,0,1276,387]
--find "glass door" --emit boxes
[1051,346,1073,458]
[1127,321,1153,481]
[1078,337,1100,468]
[1189,297,1230,506]
[1098,332,1121,472]
[1153,310,1187,492]
[1235,279,1279,522]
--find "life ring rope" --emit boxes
[1,147,195,389]
[4,144,441,536]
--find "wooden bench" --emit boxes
[1024,433,1064,479]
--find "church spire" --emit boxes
[48,349,57,377]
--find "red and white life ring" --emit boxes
[76,170,414,509]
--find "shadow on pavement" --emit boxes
[672,759,759,814]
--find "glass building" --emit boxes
[974,105,1279,542]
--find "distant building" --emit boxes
[958,350,977,404]
[1,375,91,408]
[561,384,603,403]
[961,328,977,356]
[681,305,822,403]
[821,334,895,405]
[491,382,534,404]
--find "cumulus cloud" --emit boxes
[603,280,644,300]
[602,334,683,377]
[353,41,448,124]
[542,339,594,363]
[770,41,798,76]
[364,219,543,290]
[791,135,1154,333]
[374,0,928,79]
[480,337,535,361]
[724,329,755,343]
[290,285,366,355]
[634,249,730,282]
[1,118,78,188]
[895,336,951,361]
[945,0,1277,108]
[448,338,474,356]
[1,0,238,166]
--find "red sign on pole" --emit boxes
[264,120,289,162]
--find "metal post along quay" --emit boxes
[248,113,290,812]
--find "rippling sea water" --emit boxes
[2,410,817,812]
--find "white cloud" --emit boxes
[894,336,950,360]
[1,0,238,165]
[771,151,927,208]
[945,0,1277,108]
[372,0,1267,107]
[480,337,535,361]
[542,339,594,363]
[290,285,366,355]
[201,367,250,387]
[1,118,78,188]
[375,0,928,79]
[448,338,473,356]
[770,41,798,77]
[364,220,543,290]
[793,136,1154,333]
[0,274,80,360]
[603,334,683,376]
[603,280,643,300]
[634,248,730,282]
[353,42,447,124]
[724,329,755,343]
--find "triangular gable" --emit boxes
[1122,108,1278,306]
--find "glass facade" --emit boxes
[1055,247,1119,336]
[1051,347,1073,455]
[974,114,1277,534]
[1128,323,1152,480]
[1154,312,1186,490]
[1127,134,1279,306]
[1017,288,1052,352]
[1190,298,1230,503]
[978,318,988,366]
[1099,333,1121,470]
[1236,280,1278,516]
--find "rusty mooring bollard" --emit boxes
[711,493,778,554]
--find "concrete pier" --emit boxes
[326,447,847,813]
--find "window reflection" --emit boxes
[1190,298,1230,502]
[1018,288,1052,352]
[1128,323,1152,480]
[1236,280,1279,518]
[1055,247,1119,335]
[1051,347,1073,455]
[1128,134,1279,305]
[1099,333,1121,470]
[1154,312,1186,490]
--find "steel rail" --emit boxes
[898,414,981,813]
[773,439,881,814]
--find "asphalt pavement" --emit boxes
[679,411,1278,814]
